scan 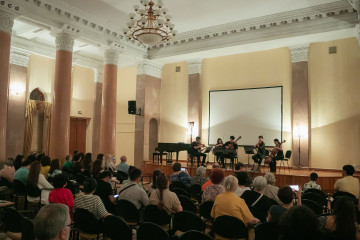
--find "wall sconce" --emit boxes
[9,83,25,96]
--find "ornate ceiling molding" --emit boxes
[136,60,163,79]
[55,32,75,52]
[0,9,17,34]
[187,58,203,74]
[289,44,310,63]
[10,50,29,67]
[104,49,120,66]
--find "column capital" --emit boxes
[186,58,203,74]
[289,44,310,63]
[0,10,16,34]
[104,49,120,66]
[10,51,30,67]
[55,32,75,52]
[136,59,163,79]
[94,68,104,83]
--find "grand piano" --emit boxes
[155,142,191,164]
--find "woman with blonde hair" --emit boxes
[102,154,116,173]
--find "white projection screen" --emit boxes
[209,86,283,146]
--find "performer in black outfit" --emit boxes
[269,138,284,172]
[214,138,224,166]
[190,136,207,167]
[252,136,266,171]
[223,136,238,169]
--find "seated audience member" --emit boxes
[279,206,322,240]
[48,174,74,216]
[82,153,92,172]
[211,175,260,226]
[268,186,299,223]
[102,154,116,173]
[149,173,182,214]
[48,159,62,179]
[303,172,321,191]
[62,155,72,171]
[118,168,149,209]
[0,159,15,187]
[234,162,245,172]
[27,161,53,204]
[72,153,83,174]
[205,161,212,169]
[94,171,116,213]
[34,204,71,240]
[201,162,221,191]
[191,166,208,186]
[234,172,251,197]
[13,155,24,171]
[170,163,191,187]
[14,155,34,186]
[334,165,359,199]
[147,169,161,196]
[90,159,103,178]
[74,178,110,219]
[40,155,51,179]
[96,154,104,161]
[116,156,129,174]
[241,176,277,222]
[202,168,225,202]
[263,172,281,204]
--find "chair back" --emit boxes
[26,185,41,198]
[254,222,278,240]
[285,150,292,159]
[174,211,205,233]
[178,195,196,213]
[103,215,132,240]
[137,222,169,240]
[304,188,326,197]
[21,217,34,240]
[189,184,202,202]
[172,188,190,198]
[332,191,357,201]
[180,230,214,240]
[115,199,140,224]
[170,181,189,192]
[143,205,171,226]
[302,192,327,207]
[13,180,27,195]
[199,201,214,220]
[3,207,23,233]
[74,208,103,234]
[212,215,247,239]
[301,199,323,215]
[117,171,129,182]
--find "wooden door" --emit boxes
[69,118,87,154]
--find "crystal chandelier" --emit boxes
[123,0,177,46]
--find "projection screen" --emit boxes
[208,86,282,146]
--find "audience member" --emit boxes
[40,156,51,179]
[72,154,83,174]
[90,159,103,178]
[48,174,74,216]
[334,165,359,198]
[268,186,298,223]
[263,172,281,204]
[191,166,208,186]
[102,154,116,172]
[48,159,62,178]
[170,163,191,187]
[202,168,225,202]
[27,161,53,204]
[96,154,104,161]
[303,172,321,191]
[116,155,129,174]
[94,170,116,213]
[62,155,72,171]
[201,163,221,191]
[234,172,251,197]
[234,162,244,172]
[13,155,24,171]
[34,204,71,240]
[13,155,34,186]
[149,173,182,214]
[118,168,149,209]
[74,178,110,219]
[82,153,92,172]
[0,160,15,186]
[147,169,161,196]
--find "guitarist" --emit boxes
[190,136,207,167]
[252,136,266,171]
[224,136,238,169]
[269,139,284,173]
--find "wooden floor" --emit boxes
[141,160,359,194]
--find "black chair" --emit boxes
[331,195,358,209]
[212,215,247,240]
[304,188,326,197]
[117,171,129,182]
[103,215,132,240]
[255,222,278,240]
[12,180,27,210]
[143,205,171,227]
[302,192,327,208]
[199,201,214,220]
[302,199,323,215]
[178,195,196,213]
[3,207,23,233]
[332,191,357,201]
[137,222,170,240]
[21,217,34,240]
[279,150,292,173]
[173,211,205,233]
[172,187,190,198]
[115,199,140,226]
[180,230,214,240]
[189,184,202,202]
[74,208,103,239]
[170,181,189,192]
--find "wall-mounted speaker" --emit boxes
[128,101,136,115]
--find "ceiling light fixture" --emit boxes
[123,0,177,46]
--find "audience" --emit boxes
[27,161,53,204]
[48,159,62,178]
[14,155,34,186]
[82,152,92,172]
[48,174,74,217]
[94,170,116,213]
[40,155,51,179]
[234,172,251,197]
[334,165,359,199]
[149,173,182,214]
[34,204,71,240]
[13,155,24,171]
[102,154,116,173]
[118,167,149,209]
[263,172,281,204]
[62,155,72,171]
[202,168,225,202]
[191,166,208,186]
[268,186,298,223]
[303,172,321,191]
[116,155,129,174]
[170,163,191,187]
[90,159,103,178]
[147,169,161,196]
[72,154,83,174]
[74,178,110,219]
[201,162,221,191]
[234,162,244,172]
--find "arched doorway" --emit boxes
[148,118,158,161]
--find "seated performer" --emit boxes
[269,139,284,173]
[252,136,266,171]
[190,136,207,167]
[214,138,224,166]
[224,136,238,169]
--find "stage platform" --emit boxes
[141,160,358,194]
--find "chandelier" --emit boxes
[123,0,177,46]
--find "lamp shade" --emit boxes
[137,33,163,45]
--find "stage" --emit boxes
[141,160,358,194]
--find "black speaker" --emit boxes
[128,101,136,115]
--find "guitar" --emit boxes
[264,140,286,164]
[226,136,242,150]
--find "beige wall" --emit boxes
[116,66,136,166]
[309,37,360,169]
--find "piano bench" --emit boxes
[153,152,167,164]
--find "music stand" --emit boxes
[244,146,254,168]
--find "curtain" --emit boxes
[23,100,37,156]
[42,102,52,155]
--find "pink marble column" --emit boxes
[92,69,103,158]
[99,50,119,156]
[0,11,15,162]
[49,32,74,163]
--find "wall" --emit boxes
[309,37,360,169]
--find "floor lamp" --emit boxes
[295,127,306,168]
[188,121,194,143]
